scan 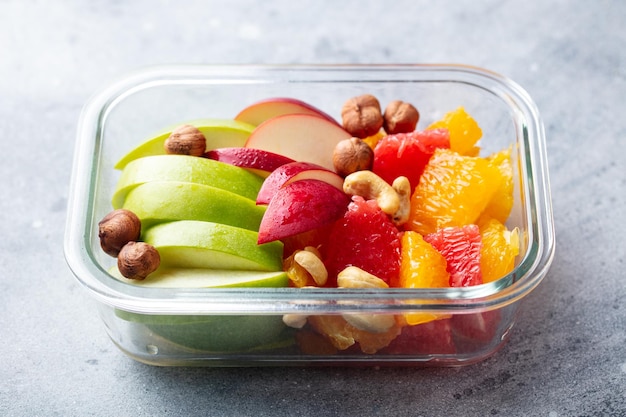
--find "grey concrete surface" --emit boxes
[1,1,624,416]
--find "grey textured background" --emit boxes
[1,1,625,416]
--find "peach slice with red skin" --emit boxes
[257,179,350,244]
[245,113,352,171]
[256,161,344,205]
[235,97,339,127]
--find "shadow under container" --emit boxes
[64,64,555,366]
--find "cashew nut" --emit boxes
[282,314,308,329]
[336,266,394,333]
[303,245,322,258]
[343,170,411,226]
[391,176,411,226]
[342,313,396,334]
[294,248,328,286]
[343,170,400,215]
[337,266,389,289]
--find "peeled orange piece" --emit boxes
[478,217,520,283]
[482,147,514,223]
[361,129,386,150]
[427,107,482,156]
[397,231,450,325]
[406,148,502,236]
[397,231,449,289]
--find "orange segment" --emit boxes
[427,107,482,156]
[407,149,502,236]
[397,231,449,325]
[398,231,449,289]
[483,147,514,223]
[361,129,386,150]
[478,217,520,283]
[402,313,449,327]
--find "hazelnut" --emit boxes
[98,209,141,257]
[341,94,384,138]
[332,137,374,177]
[164,124,206,156]
[383,100,419,134]
[117,241,160,280]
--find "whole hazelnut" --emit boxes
[164,124,206,156]
[117,241,160,280]
[332,137,374,177]
[383,100,419,134]
[341,94,384,138]
[98,209,141,257]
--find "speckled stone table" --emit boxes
[1,1,624,416]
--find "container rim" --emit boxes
[64,63,555,315]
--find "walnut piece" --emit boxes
[98,209,141,257]
[383,100,419,134]
[341,94,383,138]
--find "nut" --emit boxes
[337,266,389,289]
[294,248,328,286]
[283,252,310,287]
[282,314,309,329]
[383,100,419,134]
[343,170,400,216]
[98,209,141,257]
[164,124,206,156]
[303,245,322,259]
[391,176,411,226]
[284,247,326,287]
[337,266,394,333]
[117,241,160,280]
[342,313,396,334]
[341,94,384,138]
[332,137,374,177]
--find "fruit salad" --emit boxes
[98,95,520,356]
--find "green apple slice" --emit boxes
[115,308,294,353]
[108,256,293,354]
[144,316,293,353]
[112,154,264,208]
[108,265,292,354]
[109,266,288,288]
[142,220,284,271]
[122,181,266,230]
[114,118,256,170]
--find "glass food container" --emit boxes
[64,64,555,366]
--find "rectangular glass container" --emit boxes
[64,64,555,366]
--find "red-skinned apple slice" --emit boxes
[284,170,344,192]
[235,97,339,127]
[257,179,350,244]
[245,114,352,171]
[205,147,295,177]
[256,161,344,205]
